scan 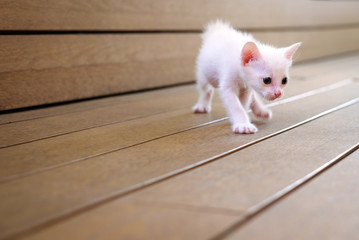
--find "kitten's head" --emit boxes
[241,41,301,101]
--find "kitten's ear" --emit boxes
[284,42,301,60]
[242,41,261,66]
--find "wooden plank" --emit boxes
[2,53,359,124]
[23,201,238,240]
[0,78,356,181]
[0,84,195,125]
[0,34,199,110]
[18,98,359,240]
[0,84,357,239]
[1,0,358,30]
[1,28,359,110]
[126,103,359,212]
[228,150,359,240]
[290,52,359,79]
[0,85,198,148]
[0,34,199,73]
[0,101,223,181]
[1,69,356,148]
[253,28,359,62]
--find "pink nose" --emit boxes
[274,91,282,98]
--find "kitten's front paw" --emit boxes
[192,103,211,113]
[232,123,258,134]
[253,108,272,120]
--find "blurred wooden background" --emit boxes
[1,1,359,239]
[1,0,359,110]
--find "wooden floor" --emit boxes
[1,53,359,240]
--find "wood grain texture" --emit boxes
[228,150,359,240]
[0,85,198,148]
[290,52,359,79]
[2,66,357,149]
[0,83,357,239]
[2,53,359,125]
[24,201,238,240]
[1,0,359,237]
[0,73,356,181]
[129,104,359,211]
[0,34,199,110]
[0,101,223,181]
[1,28,359,110]
[19,102,359,240]
[0,84,196,125]
[1,0,359,30]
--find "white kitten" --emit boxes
[193,20,301,134]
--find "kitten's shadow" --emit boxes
[250,113,270,127]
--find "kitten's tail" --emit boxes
[202,19,232,40]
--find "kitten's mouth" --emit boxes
[267,96,277,101]
[264,95,280,101]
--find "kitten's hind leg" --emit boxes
[250,93,272,120]
[192,75,214,113]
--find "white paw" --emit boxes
[232,123,258,134]
[254,108,272,120]
[192,103,211,113]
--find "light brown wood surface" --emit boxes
[1,0,359,111]
[1,52,359,125]
[130,104,359,211]
[22,100,359,240]
[0,73,357,180]
[0,55,359,239]
[2,0,359,111]
[0,34,199,110]
[2,28,359,110]
[0,85,198,148]
[0,84,196,124]
[228,150,359,240]
[24,201,239,240]
[2,53,359,183]
[1,1,359,238]
[1,0,359,30]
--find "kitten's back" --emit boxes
[202,20,253,44]
[198,20,253,78]
[202,20,232,39]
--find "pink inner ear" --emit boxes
[242,42,261,66]
[242,51,254,66]
[285,42,301,60]
[285,48,296,60]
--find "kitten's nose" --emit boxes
[274,91,282,98]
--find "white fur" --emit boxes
[193,20,301,134]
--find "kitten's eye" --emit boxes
[263,77,271,85]
[282,77,288,85]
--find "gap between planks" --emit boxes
[6,97,359,240]
[0,82,196,126]
[0,78,354,149]
[109,97,359,202]
[1,52,358,126]
[211,142,359,240]
[2,22,359,35]
[0,78,354,183]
